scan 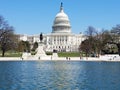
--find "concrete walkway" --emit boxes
[0,55,119,62]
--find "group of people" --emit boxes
[66,57,70,60]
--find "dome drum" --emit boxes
[54,19,69,25]
[53,24,71,27]
[52,29,71,33]
[52,25,71,33]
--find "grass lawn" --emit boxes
[0,51,81,57]
[58,52,80,57]
[0,52,22,57]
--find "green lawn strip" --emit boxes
[46,52,52,55]
[58,52,80,57]
[0,52,83,57]
[0,52,22,57]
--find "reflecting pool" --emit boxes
[0,61,120,90]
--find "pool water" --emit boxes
[0,61,120,90]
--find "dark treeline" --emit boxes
[80,25,120,57]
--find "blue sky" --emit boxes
[0,0,120,35]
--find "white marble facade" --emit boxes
[19,3,85,52]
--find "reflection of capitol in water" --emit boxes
[19,3,85,52]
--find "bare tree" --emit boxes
[110,25,120,55]
[0,15,16,57]
[111,24,120,34]
[85,26,98,56]
[80,26,113,57]
[80,39,92,57]
[17,40,30,52]
[80,25,120,56]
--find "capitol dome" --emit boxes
[52,3,71,33]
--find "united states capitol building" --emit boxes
[19,3,85,52]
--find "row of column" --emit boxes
[51,36,69,45]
